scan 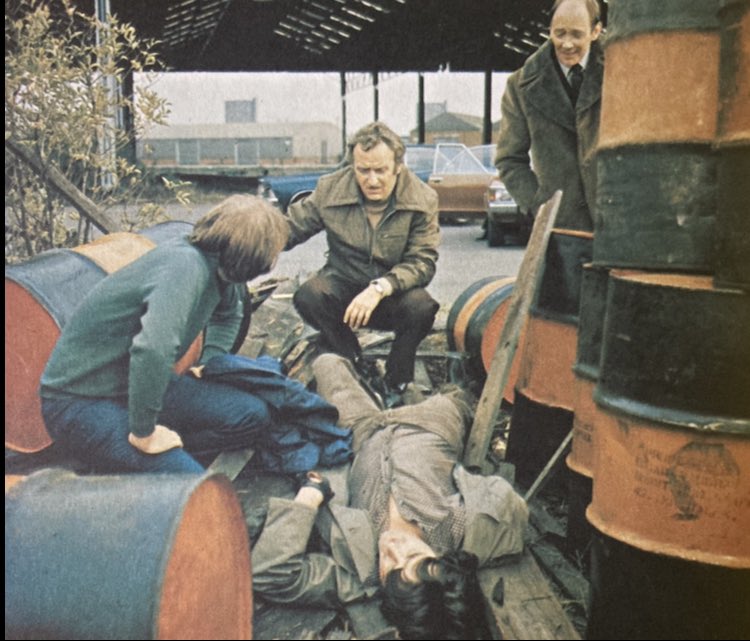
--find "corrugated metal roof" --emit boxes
[64,0,606,73]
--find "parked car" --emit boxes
[469,143,529,247]
[257,144,435,213]
[425,143,497,223]
[256,164,339,212]
[485,178,530,247]
[258,142,498,226]
[469,144,497,172]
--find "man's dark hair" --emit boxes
[380,550,485,640]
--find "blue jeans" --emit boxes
[41,373,272,474]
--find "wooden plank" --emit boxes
[524,430,573,503]
[345,600,398,640]
[479,548,582,640]
[463,191,561,471]
[6,137,122,234]
[252,602,339,641]
[207,447,255,481]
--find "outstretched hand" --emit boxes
[343,284,383,330]
[128,424,184,455]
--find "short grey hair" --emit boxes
[346,121,405,166]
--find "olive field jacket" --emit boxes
[285,166,440,293]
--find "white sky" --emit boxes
[138,71,510,139]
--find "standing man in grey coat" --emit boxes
[495,0,604,231]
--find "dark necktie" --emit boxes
[568,64,584,104]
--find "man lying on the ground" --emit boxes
[251,353,528,640]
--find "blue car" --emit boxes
[258,144,436,212]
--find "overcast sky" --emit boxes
[139,71,510,138]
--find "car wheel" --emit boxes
[487,216,505,247]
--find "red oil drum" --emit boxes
[565,264,613,553]
[5,224,201,453]
[567,264,612,478]
[5,469,252,640]
[446,276,521,404]
[588,272,750,567]
[506,229,593,488]
[595,1,721,272]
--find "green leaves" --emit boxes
[6,0,183,261]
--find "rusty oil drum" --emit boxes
[4,223,201,453]
[567,263,611,478]
[5,469,252,640]
[714,0,750,290]
[446,275,520,404]
[595,0,721,272]
[506,229,593,488]
[588,271,750,567]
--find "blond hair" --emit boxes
[190,194,289,282]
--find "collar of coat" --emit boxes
[321,165,435,214]
[517,39,604,132]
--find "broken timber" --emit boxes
[463,190,561,471]
[480,550,582,640]
[6,137,122,234]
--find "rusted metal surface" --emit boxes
[515,315,578,411]
[589,271,750,566]
[594,145,717,271]
[447,276,520,405]
[72,232,156,273]
[4,227,203,454]
[5,251,105,453]
[586,531,750,640]
[587,409,750,567]
[568,264,611,477]
[596,3,722,274]
[714,1,750,290]
[533,229,593,324]
[5,470,252,639]
[606,0,720,43]
[568,376,597,477]
[514,229,593,412]
[596,272,750,427]
[600,32,720,147]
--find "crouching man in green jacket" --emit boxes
[251,353,528,640]
[285,121,440,405]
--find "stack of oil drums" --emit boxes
[580,1,750,638]
[5,222,200,455]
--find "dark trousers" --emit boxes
[293,273,439,386]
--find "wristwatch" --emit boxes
[371,279,386,296]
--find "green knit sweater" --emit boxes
[40,236,244,437]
